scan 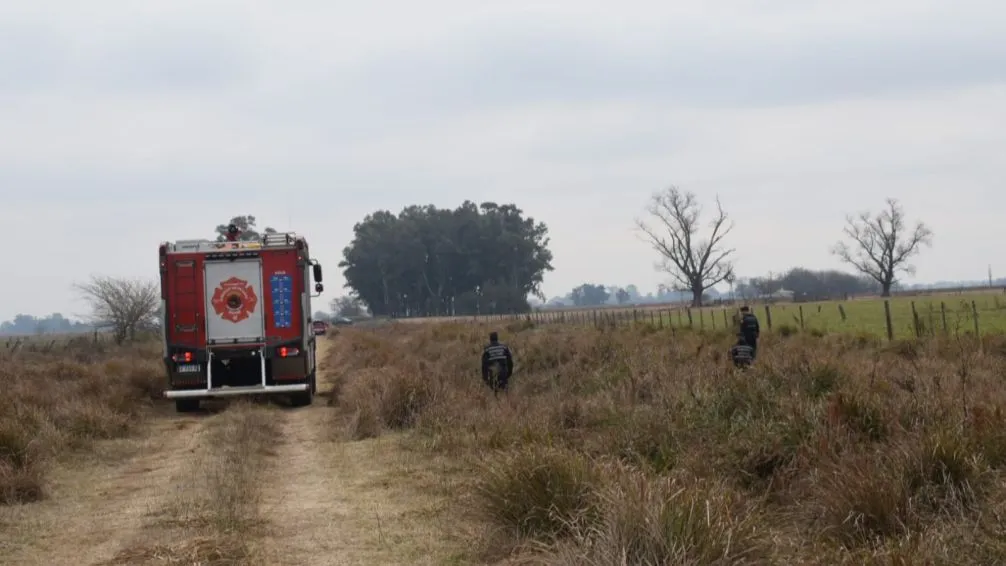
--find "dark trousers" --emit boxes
[483,366,510,393]
[744,335,758,359]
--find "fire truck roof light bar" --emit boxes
[161,232,303,253]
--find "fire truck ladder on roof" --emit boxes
[264,232,296,247]
[163,347,310,399]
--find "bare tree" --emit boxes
[74,275,160,344]
[636,186,735,307]
[832,198,933,297]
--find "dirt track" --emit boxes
[0,338,463,566]
[0,412,203,565]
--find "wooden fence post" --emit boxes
[764,305,773,331]
[940,302,948,334]
[883,300,894,341]
[911,301,921,337]
[972,300,980,337]
[798,305,805,330]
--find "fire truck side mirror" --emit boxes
[315,283,324,293]
[312,263,323,282]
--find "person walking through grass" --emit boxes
[730,333,755,368]
[738,305,761,359]
[481,331,514,395]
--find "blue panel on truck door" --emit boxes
[270,273,293,328]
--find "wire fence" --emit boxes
[400,292,1006,341]
[2,331,114,355]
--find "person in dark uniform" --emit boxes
[481,331,514,394]
[730,333,754,368]
[225,223,241,242]
[738,305,760,359]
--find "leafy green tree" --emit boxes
[615,287,630,304]
[214,215,277,242]
[330,296,366,318]
[339,201,553,317]
[571,284,610,307]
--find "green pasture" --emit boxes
[653,291,1006,338]
[510,290,1006,339]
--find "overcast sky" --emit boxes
[2,0,1004,321]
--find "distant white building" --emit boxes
[768,288,795,301]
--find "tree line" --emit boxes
[734,268,878,302]
[0,313,94,336]
[30,190,931,340]
[219,195,932,313]
[557,268,879,308]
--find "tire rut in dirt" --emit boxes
[0,413,205,566]
[100,402,282,566]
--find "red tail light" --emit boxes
[277,347,300,357]
[172,352,193,362]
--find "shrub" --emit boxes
[0,342,161,504]
[474,446,600,543]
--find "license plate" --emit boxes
[177,364,201,373]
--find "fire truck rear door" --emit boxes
[203,259,266,344]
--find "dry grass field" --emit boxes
[6,318,1006,564]
[329,320,1006,565]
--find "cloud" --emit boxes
[340,26,1004,113]
[1,0,1005,320]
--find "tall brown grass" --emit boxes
[0,342,163,504]
[328,321,1006,564]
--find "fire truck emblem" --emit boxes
[210,277,258,323]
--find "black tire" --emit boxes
[290,382,314,408]
[175,399,200,413]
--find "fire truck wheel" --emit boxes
[175,399,200,413]
[290,377,314,408]
[290,389,313,407]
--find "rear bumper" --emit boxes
[164,384,309,399]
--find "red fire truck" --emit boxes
[158,228,324,412]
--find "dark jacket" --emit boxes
[740,313,760,339]
[482,341,514,380]
[730,342,754,366]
